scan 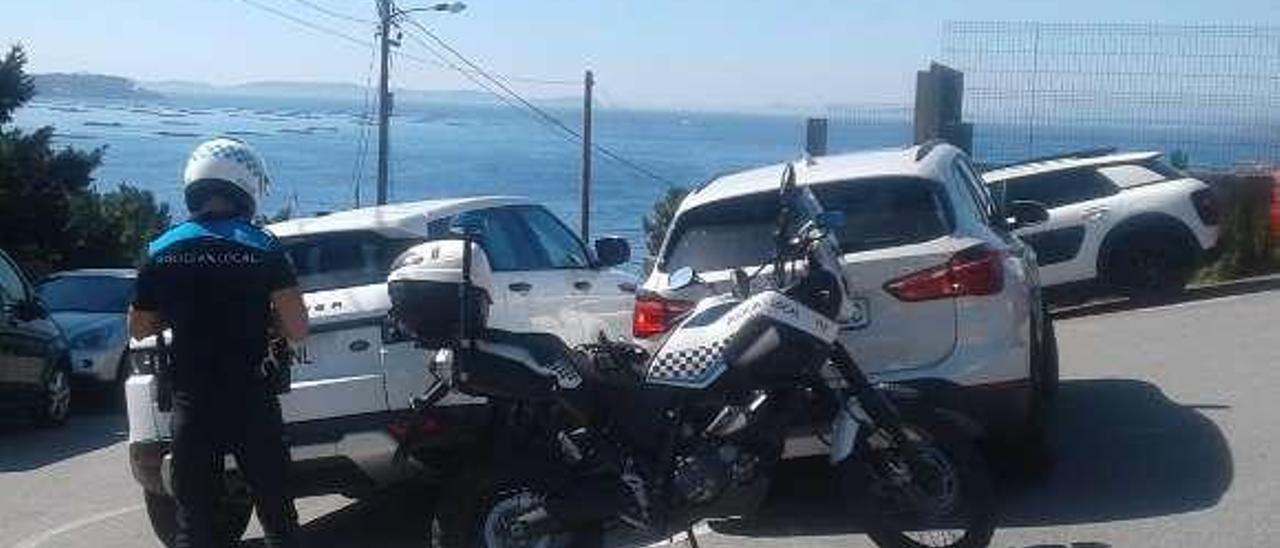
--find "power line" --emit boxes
[398,18,678,187]
[286,0,374,24]
[234,0,679,188]
[233,0,372,48]
[396,32,582,150]
[350,44,378,208]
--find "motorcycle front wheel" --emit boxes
[432,470,603,548]
[840,414,997,548]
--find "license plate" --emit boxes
[842,297,871,330]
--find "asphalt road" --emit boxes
[3,289,1278,548]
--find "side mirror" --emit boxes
[667,267,697,291]
[9,297,45,322]
[593,237,631,268]
[450,216,485,237]
[1006,200,1050,229]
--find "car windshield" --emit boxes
[37,275,134,313]
[662,177,952,273]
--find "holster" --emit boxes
[263,337,293,395]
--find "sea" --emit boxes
[12,94,910,266]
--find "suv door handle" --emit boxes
[508,282,532,293]
[573,281,592,292]
[1082,206,1109,223]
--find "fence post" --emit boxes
[914,62,972,153]
[805,118,828,157]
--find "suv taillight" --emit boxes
[1192,188,1219,226]
[633,292,695,339]
[885,246,1006,302]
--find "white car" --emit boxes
[125,196,637,546]
[637,143,1058,452]
[983,151,1220,296]
[37,269,135,385]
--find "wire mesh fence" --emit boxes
[941,21,1280,170]
[822,103,913,154]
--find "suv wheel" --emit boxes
[1104,233,1194,298]
[33,362,71,428]
[999,306,1057,480]
[144,491,253,548]
[1036,311,1060,402]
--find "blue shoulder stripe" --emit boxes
[148,219,278,257]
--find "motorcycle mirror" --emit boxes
[667,267,697,291]
[731,268,751,299]
[816,211,846,232]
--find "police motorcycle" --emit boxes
[386,164,997,548]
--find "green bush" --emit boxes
[0,45,169,277]
[641,186,690,272]
[1195,172,1278,283]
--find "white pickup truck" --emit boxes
[984,151,1220,297]
[125,196,638,546]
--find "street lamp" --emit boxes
[395,2,466,18]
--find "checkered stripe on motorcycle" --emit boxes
[647,340,728,384]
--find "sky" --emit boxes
[5,0,1280,111]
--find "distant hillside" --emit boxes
[32,73,162,100]
[144,79,509,105]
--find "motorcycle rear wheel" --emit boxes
[432,469,602,548]
[841,415,997,548]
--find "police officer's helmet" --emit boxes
[182,137,271,218]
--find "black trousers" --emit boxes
[171,392,300,548]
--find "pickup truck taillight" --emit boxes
[633,292,695,339]
[1191,188,1219,226]
[885,246,1006,302]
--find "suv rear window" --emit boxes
[280,231,422,292]
[661,177,953,272]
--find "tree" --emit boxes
[641,186,690,271]
[0,44,169,276]
[0,46,33,125]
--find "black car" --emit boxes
[0,249,72,427]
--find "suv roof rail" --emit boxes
[915,139,947,162]
[991,147,1118,170]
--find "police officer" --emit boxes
[128,138,309,548]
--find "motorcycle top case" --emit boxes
[387,239,493,347]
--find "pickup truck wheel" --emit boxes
[1104,234,1194,298]
[143,491,253,548]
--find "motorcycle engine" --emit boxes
[671,442,761,505]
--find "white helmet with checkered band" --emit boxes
[182,137,271,217]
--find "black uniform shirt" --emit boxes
[133,213,296,402]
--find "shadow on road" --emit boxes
[233,379,1232,546]
[240,489,434,548]
[0,386,127,472]
[711,378,1233,539]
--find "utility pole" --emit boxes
[376,0,393,205]
[580,69,594,240]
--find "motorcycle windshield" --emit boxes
[782,184,851,320]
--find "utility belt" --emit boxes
[152,336,299,413]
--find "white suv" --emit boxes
[983,151,1220,297]
[637,143,1058,451]
[125,196,637,546]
